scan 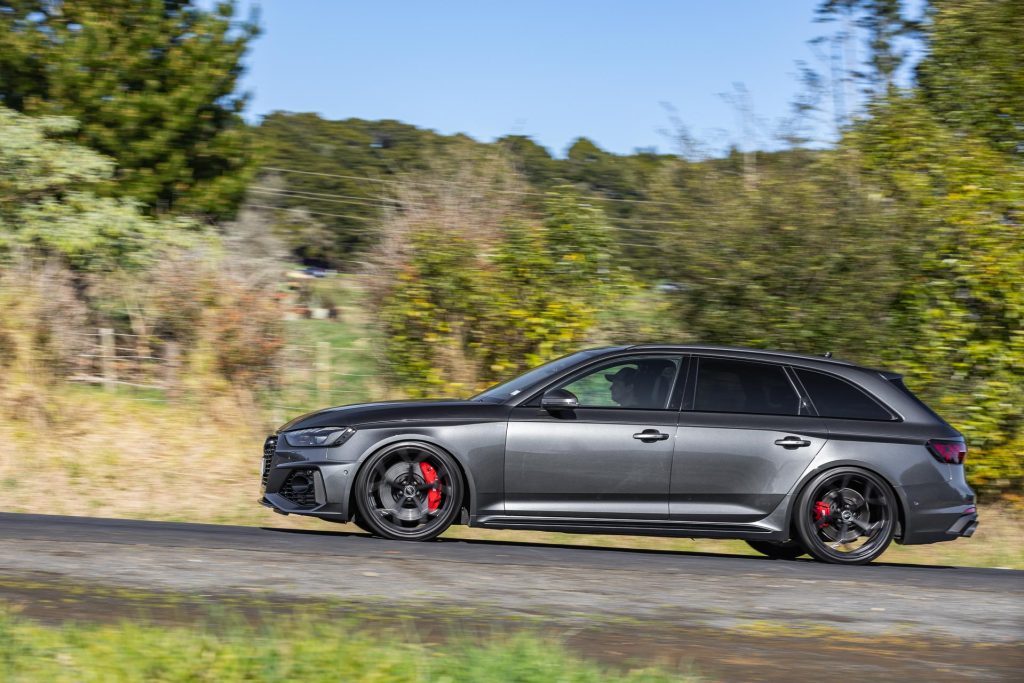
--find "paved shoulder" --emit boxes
[0,512,1018,590]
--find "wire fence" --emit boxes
[66,327,398,415]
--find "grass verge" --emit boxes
[0,610,694,683]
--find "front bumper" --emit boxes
[259,435,356,520]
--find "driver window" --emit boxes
[555,357,681,410]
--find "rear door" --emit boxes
[504,355,684,520]
[671,356,828,522]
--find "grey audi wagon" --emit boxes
[260,345,978,564]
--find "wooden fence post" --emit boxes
[100,327,115,392]
[164,341,181,401]
[316,341,331,405]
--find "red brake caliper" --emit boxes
[813,501,832,528]
[419,462,441,511]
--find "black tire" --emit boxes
[349,511,374,534]
[317,513,374,534]
[746,539,806,560]
[794,467,897,565]
[353,441,463,541]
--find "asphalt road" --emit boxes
[2,512,1022,681]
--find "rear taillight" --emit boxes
[927,439,967,465]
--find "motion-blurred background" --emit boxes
[0,0,1020,563]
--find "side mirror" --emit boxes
[541,388,579,411]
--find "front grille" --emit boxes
[280,468,318,508]
[261,436,277,489]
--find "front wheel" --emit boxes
[353,442,463,541]
[794,467,897,565]
[745,539,806,560]
[317,512,374,534]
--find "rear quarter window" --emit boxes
[794,368,893,421]
[890,377,950,425]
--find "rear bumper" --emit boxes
[946,512,979,538]
[902,507,978,545]
[897,472,977,545]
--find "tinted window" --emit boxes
[556,357,680,410]
[890,377,947,424]
[471,350,599,402]
[795,369,892,420]
[694,358,800,415]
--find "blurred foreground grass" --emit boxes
[0,383,1020,569]
[0,611,694,683]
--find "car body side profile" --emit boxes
[260,345,978,564]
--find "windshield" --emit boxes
[471,350,601,403]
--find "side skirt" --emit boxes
[472,515,786,541]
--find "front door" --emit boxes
[671,356,829,522]
[505,355,683,520]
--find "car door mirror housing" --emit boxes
[541,388,579,411]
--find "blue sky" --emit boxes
[237,1,860,156]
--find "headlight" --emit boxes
[282,427,356,448]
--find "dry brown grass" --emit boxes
[1,384,1020,569]
[0,385,287,527]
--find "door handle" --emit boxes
[633,430,670,442]
[774,436,811,448]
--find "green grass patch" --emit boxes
[0,610,695,683]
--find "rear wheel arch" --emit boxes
[787,461,908,540]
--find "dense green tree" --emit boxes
[0,106,201,272]
[496,135,559,190]
[849,94,1023,491]
[256,115,683,269]
[257,113,473,266]
[378,187,624,397]
[817,0,918,93]
[916,0,1023,160]
[0,0,259,218]
[648,142,908,359]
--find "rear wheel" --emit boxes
[745,539,806,560]
[353,442,463,541]
[795,467,897,565]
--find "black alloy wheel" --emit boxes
[745,539,807,560]
[795,467,897,565]
[354,442,463,541]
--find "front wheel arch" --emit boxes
[351,438,472,523]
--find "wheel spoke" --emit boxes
[860,482,874,510]
[850,517,872,533]
[831,521,850,549]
